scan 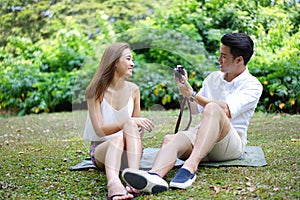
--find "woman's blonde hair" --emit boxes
[85,42,130,101]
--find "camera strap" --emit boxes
[174,97,192,133]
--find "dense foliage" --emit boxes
[0,0,299,115]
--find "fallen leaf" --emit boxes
[222,185,229,189]
[284,186,291,190]
[238,188,246,195]
[272,115,281,120]
[248,187,256,192]
[209,185,220,194]
[76,150,82,154]
[1,181,8,189]
[35,148,42,152]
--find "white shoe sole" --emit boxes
[122,168,168,193]
[169,174,197,189]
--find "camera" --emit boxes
[174,65,185,82]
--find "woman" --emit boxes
[84,42,154,200]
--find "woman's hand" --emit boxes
[132,117,154,132]
[138,126,145,138]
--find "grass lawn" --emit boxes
[0,110,299,199]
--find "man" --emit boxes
[122,33,263,193]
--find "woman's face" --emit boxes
[115,48,134,78]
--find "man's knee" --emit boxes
[203,102,222,116]
[204,102,220,111]
[162,134,175,146]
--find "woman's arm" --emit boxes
[131,83,154,132]
[132,84,141,118]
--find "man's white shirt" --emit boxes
[197,68,263,145]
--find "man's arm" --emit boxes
[189,101,200,115]
[175,74,231,118]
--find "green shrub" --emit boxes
[0,58,77,115]
[249,4,300,114]
[126,0,300,114]
[0,0,299,115]
[130,62,177,109]
[40,29,90,72]
[0,32,91,115]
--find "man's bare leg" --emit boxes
[182,102,231,174]
[150,134,193,177]
[168,103,232,189]
[121,127,192,193]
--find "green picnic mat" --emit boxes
[140,146,267,169]
[70,146,267,171]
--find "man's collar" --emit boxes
[223,68,249,83]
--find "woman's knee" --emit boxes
[123,119,137,130]
[109,135,124,148]
[123,119,139,137]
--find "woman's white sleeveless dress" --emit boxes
[83,97,134,142]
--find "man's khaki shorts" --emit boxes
[177,124,244,162]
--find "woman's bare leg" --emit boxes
[94,136,133,199]
[123,119,142,169]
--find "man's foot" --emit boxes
[122,168,168,193]
[169,168,197,189]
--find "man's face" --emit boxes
[218,44,238,73]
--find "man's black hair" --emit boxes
[221,33,254,65]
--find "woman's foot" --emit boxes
[107,194,134,200]
[126,185,142,197]
[107,180,134,200]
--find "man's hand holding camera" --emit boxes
[174,65,194,99]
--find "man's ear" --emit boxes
[236,56,244,65]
